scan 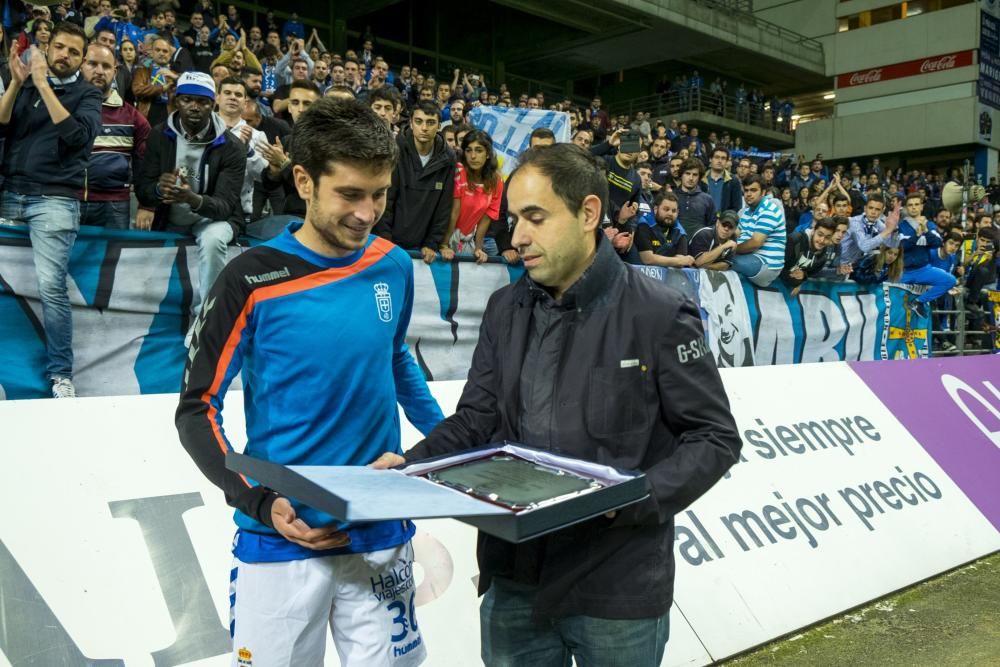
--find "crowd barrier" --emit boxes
[0,225,932,400]
[1,357,996,666]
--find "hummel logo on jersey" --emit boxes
[374,282,393,322]
[243,267,291,285]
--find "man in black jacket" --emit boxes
[375,101,455,262]
[135,72,246,328]
[780,216,837,295]
[0,22,102,398]
[374,144,741,665]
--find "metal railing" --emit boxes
[690,0,824,52]
[930,289,998,356]
[611,90,797,135]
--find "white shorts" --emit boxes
[229,542,426,667]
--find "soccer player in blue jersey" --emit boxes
[176,98,444,667]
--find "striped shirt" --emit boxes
[738,195,786,270]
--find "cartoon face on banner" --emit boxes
[696,270,755,368]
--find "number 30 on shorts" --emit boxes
[386,591,419,642]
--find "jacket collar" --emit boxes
[103,89,123,108]
[522,236,623,311]
[702,169,731,184]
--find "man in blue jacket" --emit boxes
[898,192,955,317]
[0,22,102,398]
[700,147,743,214]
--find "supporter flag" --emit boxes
[883,286,930,359]
[468,106,571,177]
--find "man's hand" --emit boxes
[502,249,520,264]
[837,262,853,276]
[8,43,28,84]
[29,46,48,85]
[677,254,696,267]
[649,181,662,192]
[791,286,801,297]
[157,169,180,198]
[611,231,632,251]
[617,202,638,224]
[789,267,805,280]
[722,239,738,251]
[370,452,406,469]
[161,68,179,83]
[439,246,455,261]
[608,129,622,148]
[474,247,488,264]
[236,125,253,145]
[884,201,901,233]
[420,246,437,264]
[271,497,351,550]
[603,225,617,241]
[158,168,197,206]
[258,136,288,169]
[135,209,155,231]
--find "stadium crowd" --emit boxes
[1,1,998,398]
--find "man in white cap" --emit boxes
[135,71,246,338]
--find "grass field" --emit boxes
[720,551,1000,666]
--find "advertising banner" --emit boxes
[1,360,997,666]
[837,50,974,89]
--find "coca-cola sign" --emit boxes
[838,50,973,88]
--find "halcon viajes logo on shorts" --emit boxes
[374,282,393,322]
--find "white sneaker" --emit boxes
[51,376,76,399]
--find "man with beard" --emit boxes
[734,174,786,287]
[79,43,150,230]
[135,71,246,336]
[648,136,670,191]
[605,145,642,262]
[374,100,455,262]
[0,22,101,398]
[176,99,443,667]
[636,191,695,268]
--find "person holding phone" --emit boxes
[604,133,643,263]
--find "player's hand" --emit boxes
[370,452,406,469]
[135,209,155,231]
[271,497,351,550]
[420,246,437,264]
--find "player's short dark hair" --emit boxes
[511,143,608,223]
[291,98,399,184]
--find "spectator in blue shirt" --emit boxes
[281,12,305,44]
[734,175,786,287]
[700,147,742,213]
[897,192,956,317]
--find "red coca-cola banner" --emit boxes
[837,50,975,88]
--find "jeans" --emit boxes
[900,264,956,304]
[79,200,131,229]
[166,219,234,314]
[480,577,670,667]
[245,214,296,241]
[1,191,79,379]
[732,253,781,287]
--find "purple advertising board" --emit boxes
[850,357,1000,531]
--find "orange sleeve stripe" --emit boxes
[197,238,394,474]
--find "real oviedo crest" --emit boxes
[374,282,393,323]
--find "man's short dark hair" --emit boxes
[291,57,309,69]
[946,230,964,244]
[762,161,776,174]
[290,80,321,96]
[832,215,850,228]
[653,191,679,208]
[742,174,766,189]
[241,65,262,77]
[711,146,729,160]
[866,193,885,205]
[325,85,355,98]
[680,157,704,176]
[511,143,608,224]
[572,128,593,139]
[92,28,116,44]
[831,192,849,205]
[814,217,837,233]
[291,99,399,184]
[530,127,556,143]
[635,161,652,171]
[441,125,457,137]
[369,85,402,111]
[411,100,439,119]
[51,21,87,47]
[218,77,247,94]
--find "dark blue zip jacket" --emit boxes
[0,73,102,197]
[898,217,942,270]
